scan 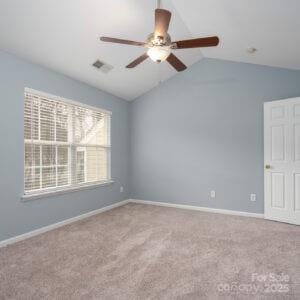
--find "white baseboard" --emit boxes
[0,198,264,248]
[129,199,264,219]
[0,199,130,248]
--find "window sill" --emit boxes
[21,180,115,202]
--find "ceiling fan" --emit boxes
[100,1,219,72]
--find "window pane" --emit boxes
[42,145,56,166]
[40,100,55,141]
[58,166,69,186]
[57,146,68,165]
[74,107,106,145]
[86,147,97,182]
[97,148,108,181]
[42,167,56,188]
[95,148,108,181]
[74,107,86,143]
[25,167,40,191]
[24,98,39,140]
[95,115,109,145]
[76,150,85,183]
[25,144,40,167]
[56,103,69,142]
[85,147,108,183]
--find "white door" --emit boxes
[264,98,300,225]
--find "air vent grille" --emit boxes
[93,60,105,69]
[92,60,113,74]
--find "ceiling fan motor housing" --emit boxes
[147,33,172,47]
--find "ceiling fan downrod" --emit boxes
[157,0,161,9]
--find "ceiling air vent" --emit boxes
[92,60,113,74]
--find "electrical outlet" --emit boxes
[210,190,216,198]
[250,194,256,202]
[120,186,124,193]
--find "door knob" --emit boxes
[265,165,271,169]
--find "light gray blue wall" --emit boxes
[0,51,130,241]
[130,58,300,213]
[2,52,300,242]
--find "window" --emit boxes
[24,88,111,197]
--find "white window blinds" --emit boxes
[24,89,111,195]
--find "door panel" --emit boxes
[264,98,300,225]
[271,106,285,119]
[293,104,300,117]
[294,124,300,161]
[271,125,285,161]
[271,173,285,208]
[294,174,300,211]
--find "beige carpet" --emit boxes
[0,203,299,299]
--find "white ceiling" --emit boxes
[0,0,299,101]
[172,0,300,71]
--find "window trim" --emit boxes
[21,180,115,201]
[23,88,112,200]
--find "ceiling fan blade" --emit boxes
[172,36,219,49]
[100,37,145,46]
[126,53,149,68]
[154,9,172,38]
[167,53,187,72]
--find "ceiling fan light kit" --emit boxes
[100,3,219,72]
[147,46,171,62]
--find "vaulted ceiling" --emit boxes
[0,0,299,100]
